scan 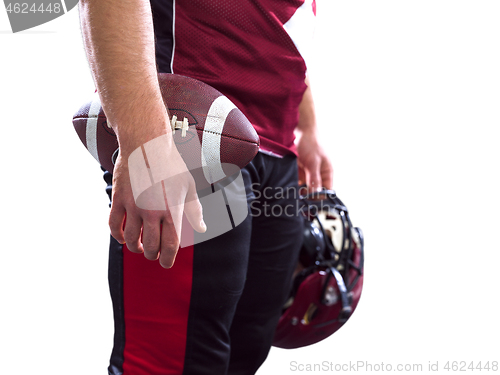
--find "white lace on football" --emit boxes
[170,115,189,137]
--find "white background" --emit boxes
[0,1,499,374]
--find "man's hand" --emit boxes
[296,130,333,191]
[109,139,206,268]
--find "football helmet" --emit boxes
[273,189,364,349]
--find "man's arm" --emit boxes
[79,0,205,268]
[79,0,164,147]
[296,75,334,191]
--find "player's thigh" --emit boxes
[228,155,303,374]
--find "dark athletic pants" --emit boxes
[105,152,303,375]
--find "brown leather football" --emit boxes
[72,73,260,187]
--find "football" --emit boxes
[72,73,260,188]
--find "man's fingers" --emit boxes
[159,211,180,268]
[109,202,126,244]
[141,216,161,261]
[306,158,322,192]
[123,213,144,253]
[184,199,206,233]
[183,184,206,233]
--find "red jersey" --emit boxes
[150,0,316,156]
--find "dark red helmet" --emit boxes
[273,190,364,349]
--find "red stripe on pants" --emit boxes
[122,234,194,374]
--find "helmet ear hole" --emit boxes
[318,210,344,255]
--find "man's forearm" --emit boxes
[79,0,168,152]
[296,75,318,135]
